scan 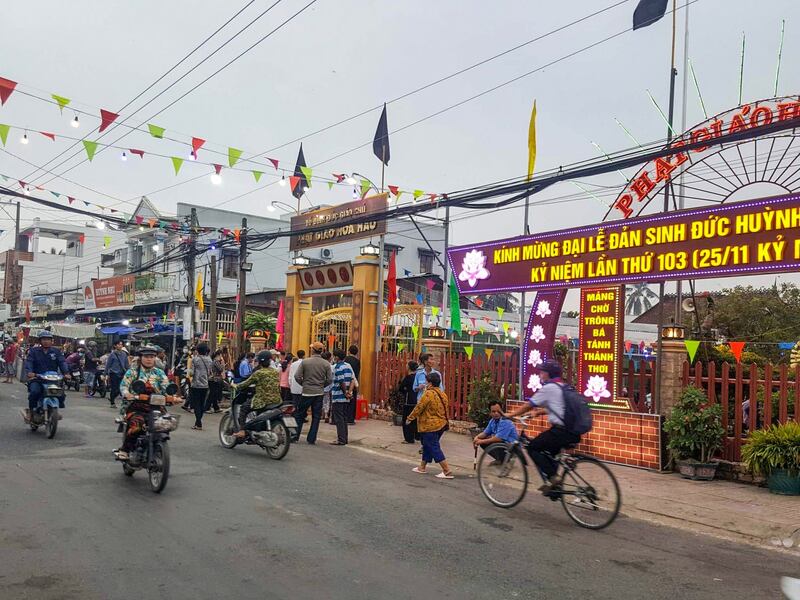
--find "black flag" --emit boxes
[372,103,390,165]
[293,143,308,200]
[633,0,668,30]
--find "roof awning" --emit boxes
[100,326,146,335]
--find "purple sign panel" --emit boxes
[447,192,800,294]
[521,290,565,401]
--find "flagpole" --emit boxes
[675,0,690,326]
[519,196,529,401]
[375,148,386,354]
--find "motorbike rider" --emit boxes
[229,350,282,439]
[23,331,70,422]
[114,345,171,461]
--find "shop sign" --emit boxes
[289,194,387,251]
[90,275,135,309]
[577,286,625,409]
[298,261,354,291]
[447,192,800,293]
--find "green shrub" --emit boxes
[663,385,725,463]
[740,421,800,476]
[467,372,501,429]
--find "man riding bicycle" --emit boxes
[505,359,581,492]
[23,331,70,422]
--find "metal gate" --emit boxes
[310,307,352,352]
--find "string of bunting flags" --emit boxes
[682,339,800,363]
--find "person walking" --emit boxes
[293,343,332,445]
[288,350,305,406]
[3,339,18,383]
[406,371,454,479]
[413,353,444,402]
[105,340,129,408]
[83,341,100,397]
[321,351,333,423]
[188,343,213,430]
[398,360,419,444]
[330,348,355,445]
[205,350,225,413]
[344,345,361,424]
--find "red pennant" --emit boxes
[267,157,279,170]
[34,185,44,190]
[333,173,346,183]
[18,180,26,190]
[213,164,223,175]
[129,149,145,159]
[147,218,156,228]
[135,215,144,225]
[475,298,484,308]
[191,137,205,155]
[426,279,435,291]
[39,132,56,141]
[68,196,75,204]
[624,340,632,352]
[729,341,745,363]
[387,251,397,316]
[428,193,438,203]
[0,77,17,105]
[109,208,117,213]
[289,176,301,192]
[222,228,230,237]
[504,351,512,359]
[78,234,85,243]
[470,317,477,328]
[99,109,119,133]
[233,228,241,243]
[170,222,179,230]
[388,185,400,196]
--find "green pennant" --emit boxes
[82,140,98,161]
[464,346,474,359]
[0,124,9,146]
[50,191,60,199]
[327,181,334,190]
[497,307,505,319]
[171,156,184,175]
[252,170,263,182]
[228,147,242,167]
[431,306,440,317]
[300,166,313,186]
[360,179,371,197]
[103,236,111,248]
[413,189,424,201]
[411,325,419,340]
[51,94,71,113]
[397,342,406,353]
[685,340,701,363]
[148,123,165,138]
[448,273,461,332]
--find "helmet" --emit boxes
[256,350,271,365]
[37,331,54,339]
[137,345,159,356]
[537,359,562,378]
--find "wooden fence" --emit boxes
[681,361,800,461]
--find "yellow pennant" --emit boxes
[195,274,204,312]
[527,99,537,181]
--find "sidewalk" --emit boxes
[312,417,800,552]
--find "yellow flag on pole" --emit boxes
[195,273,204,313]
[526,100,537,181]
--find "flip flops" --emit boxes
[412,467,428,474]
[436,472,454,479]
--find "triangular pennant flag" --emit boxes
[82,140,98,161]
[397,342,407,353]
[135,215,144,225]
[426,279,435,292]
[428,193,438,203]
[502,322,510,334]
[228,147,242,167]
[479,326,485,334]
[415,293,424,304]
[485,348,494,359]
[394,325,402,337]
[327,181,334,190]
[18,180,26,190]
[171,156,184,175]
[99,109,119,133]
[129,148,144,158]
[50,191,60,198]
[267,157,279,170]
[474,298,484,308]
[388,185,399,197]
[624,340,632,352]
[300,166,313,186]
[213,164,222,175]
[252,170,263,182]
[527,99,537,181]
[217,331,224,344]
[147,123,165,138]
[470,317,477,328]
[68,196,75,204]
[78,234,85,243]
[497,307,505,319]
[103,236,111,248]
[191,137,205,156]
[0,124,9,146]
[411,325,419,340]
[379,324,386,336]
[413,189,424,201]
[684,340,700,363]
[0,77,17,105]
[39,132,56,141]
[289,176,301,192]
[360,179,371,197]
[778,342,795,350]
[431,306,440,317]
[729,341,745,363]
[403,269,412,277]
[148,218,156,228]
[51,94,70,113]
[464,346,474,359]
[449,273,462,332]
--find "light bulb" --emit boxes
[279,176,286,187]
[352,188,359,199]
[189,150,197,161]
[95,220,105,230]
[139,226,144,232]
[152,244,159,252]
[121,151,127,161]
[71,115,80,128]
[210,173,222,185]
[303,186,309,193]
[122,319,130,326]
[21,132,28,145]
[346,176,356,185]
[267,203,276,212]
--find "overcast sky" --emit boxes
[1,0,799,307]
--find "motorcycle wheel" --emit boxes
[122,463,135,477]
[265,421,290,460]
[218,413,238,449]
[148,441,170,493]
[46,408,58,439]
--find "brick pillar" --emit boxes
[351,255,380,405]
[658,340,686,417]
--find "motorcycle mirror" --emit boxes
[165,383,178,395]
[130,380,146,394]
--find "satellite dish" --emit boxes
[681,298,696,312]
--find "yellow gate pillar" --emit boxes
[352,255,380,406]
[283,267,312,355]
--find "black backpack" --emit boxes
[550,382,593,435]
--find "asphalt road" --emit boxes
[0,385,796,600]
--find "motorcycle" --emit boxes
[218,384,296,460]
[116,380,179,493]
[66,366,83,391]
[93,366,107,398]
[22,371,65,439]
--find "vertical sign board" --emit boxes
[578,286,626,409]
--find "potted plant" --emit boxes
[741,422,800,495]
[387,383,405,426]
[467,372,501,434]
[663,385,725,480]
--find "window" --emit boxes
[222,251,239,278]
[418,249,436,274]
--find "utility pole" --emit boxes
[235,217,247,355]
[209,254,218,352]
[185,208,198,341]
[14,201,20,250]
[442,206,450,325]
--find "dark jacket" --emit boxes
[399,374,417,406]
[294,354,333,396]
[25,346,68,375]
[105,350,129,376]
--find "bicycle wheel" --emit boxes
[559,456,621,529]
[477,443,528,508]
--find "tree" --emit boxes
[243,311,277,338]
[625,283,659,316]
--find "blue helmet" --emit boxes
[37,330,54,339]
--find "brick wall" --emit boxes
[509,401,662,470]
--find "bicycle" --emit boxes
[477,417,621,529]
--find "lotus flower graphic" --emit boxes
[527,374,543,392]
[527,349,542,367]
[584,375,611,403]
[529,324,545,343]
[535,300,552,319]
[458,250,490,288]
